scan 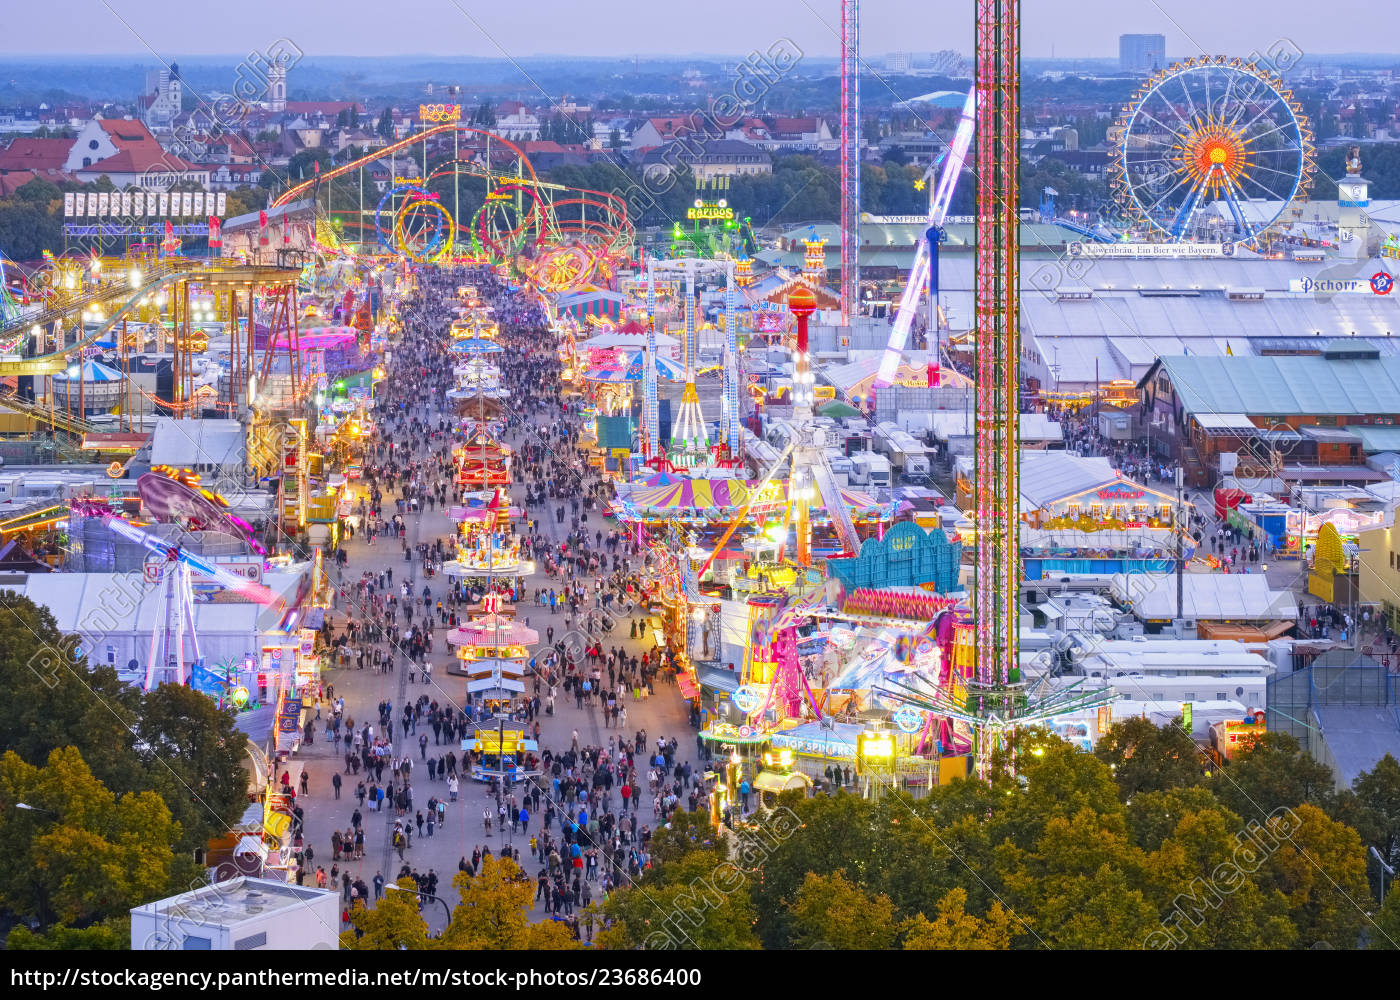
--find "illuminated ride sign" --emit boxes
[419,104,462,122]
[1096,486,1147,501]
[687,199,735,222]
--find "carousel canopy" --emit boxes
[446,614,539,647]
[56,359,124,383]
[450,337,503,354]
[557,291,624,320]
[626,478,752,514]
[577,329,679,350]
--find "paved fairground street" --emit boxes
[282,268,706,939]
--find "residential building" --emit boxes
[1357,517,1400,631]
[139,65,183,129]
[204,162,264,190]
[1119,34,1166,74]
[762,116,835,151]
[634,138,771,181]
[65,118,207,188]
[494,101,540,141]
[0,136,75,179]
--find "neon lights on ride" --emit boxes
[419,104,462,122]
[687,199,734,221]
[877,88,975,387]
[1112,57,1315,248]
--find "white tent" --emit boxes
[1110,572,1298,622]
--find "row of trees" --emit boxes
[596,730,1400,950]
[0,596,249,946]
[341,858,579,950]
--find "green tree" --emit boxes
[377,106,395,140]
[998,805,1162,948]
[0,201,59,259]
[1140,791,1297,949]
[438,857,579,950]
[135,683,247,853]
[749,792,884,947]
[1369,885,1400,950]
[595,848,761,950]
[1352,754,1400,891]
[1095,716,1205,803]
[14,177,62,206]
[341,878,432,950]
[7,917,129,950]
[0,747,194,928]
[1256,802,1371,949]
[901,888,1014,950]
[0,595,247,857]
[788,870,898,950]
[1210,733,1335,824]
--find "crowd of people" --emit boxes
[294,265,704,941]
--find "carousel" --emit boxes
[444,613,539,714]
[453,424,512,488]
[441,488,535,584]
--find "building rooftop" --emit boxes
[1111,572,1299,622]
[148,417,245,468]
[1145,353,1400,419]
[1313,705,1400,786]
[132,876,334,926]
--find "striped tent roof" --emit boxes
[56,359,124,383]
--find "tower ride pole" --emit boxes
[722,257,739,449]
[972,0,1022,772]
[839,0,860,324]
[644,259,659,459]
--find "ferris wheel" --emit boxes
[1111,57,1315,248]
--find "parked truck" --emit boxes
[873,422,932,484]
[849,451,892,490]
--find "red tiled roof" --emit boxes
[0,137,72,173]
[85,148,198,174]
[771,117,820,134]
[83,119,198,174]
[0,170,37,196]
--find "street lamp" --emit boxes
[383,883,451,935]
[15,802,57,814]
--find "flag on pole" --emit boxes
[259,210,269,246]
[208,216,222,249]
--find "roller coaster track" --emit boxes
[0,263,300,376]
[0,259,190,344]
[273,125,634,253]
[0,390,101,436]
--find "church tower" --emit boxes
[266,60,287,112]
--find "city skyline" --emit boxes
[1,0,1395,59]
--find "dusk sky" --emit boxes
[0,0,1392,59]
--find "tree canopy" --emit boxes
[594,725,1385,950]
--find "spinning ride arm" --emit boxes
[876,88,976,387]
